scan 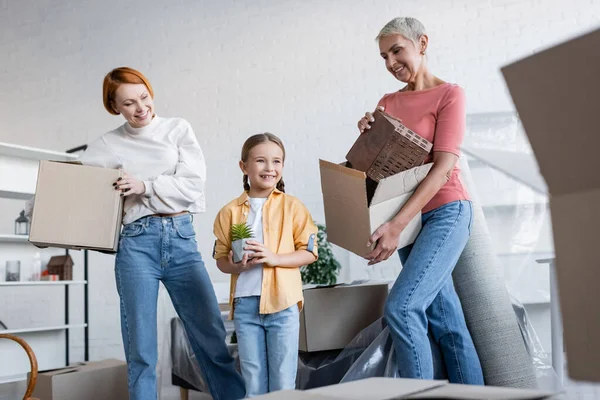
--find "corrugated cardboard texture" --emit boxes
[299,283,388,352]
[29,161,123,252]
[319,160,372,257]
[31,359,128,400]
[501,28,600,382]
[319,160,430,257]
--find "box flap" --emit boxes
[371,163,432,205]
[501,28,600,196]
[307,378,446,399]
[38,366,79,377]
[319,159,372,257]
[252,390,336,399]
[550,188,600,382]
[405,383,554,399]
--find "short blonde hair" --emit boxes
[376,17,426,43]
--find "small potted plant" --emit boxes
[231,223,255,263]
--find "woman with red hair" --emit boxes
[80,67,245,400]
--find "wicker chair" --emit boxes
[0,334,39,400]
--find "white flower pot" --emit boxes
[232,238,251,263]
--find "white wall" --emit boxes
[1,0,598,370]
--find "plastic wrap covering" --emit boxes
[511,296,557,391]
[167,297,552,394]
[464,112,558,390]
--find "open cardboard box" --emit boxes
[319,161,432,257]
[29,160,124,252]
[251,377,555,399]
[30,359,128,400]
[501,27,600,382]
[299,282,389,352]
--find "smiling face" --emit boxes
[379,33,427,83]
[240,141,284,197]
[111,83,155,128]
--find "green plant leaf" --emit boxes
[231,223,254,241]
[300,223,341,286]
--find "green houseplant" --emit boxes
[301,224,341,285]
[231,223,254,263]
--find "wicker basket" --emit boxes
[0,334,39,400]
[346,110,433,182]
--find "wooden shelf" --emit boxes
[1,324,87,335]
[0,281,87,286]
[0,141,78,162]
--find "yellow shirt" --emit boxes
[213,189,318,319]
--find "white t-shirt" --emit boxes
[234,197,267,298]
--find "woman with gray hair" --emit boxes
[357,17,484,384]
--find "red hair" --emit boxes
[102,67,154,115]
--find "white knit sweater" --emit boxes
[78,116,206,224]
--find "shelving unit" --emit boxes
[0,280,87,286]
[0,234,29,243]
[1,324,87,335]
[0,142,88,380]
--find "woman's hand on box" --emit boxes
[114,172,146,197]
[357,106,385,134]
[365,220,406,265]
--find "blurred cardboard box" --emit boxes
[319,161,431,257]
[252,377,554,399]
[30,359,128,400]
[29,161,123,252]
[299,282,389,352]
[501,27,600,382]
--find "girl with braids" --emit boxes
[213,133,318,397]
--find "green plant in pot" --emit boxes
[301,223,341,285]
[231,223,255,263]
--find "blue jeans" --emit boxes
[233,296,299,397]
[384,200,484,384]
[115,214,246,400]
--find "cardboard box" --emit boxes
[29,161,124,252]
[30,359,128,400]
[319,161,432,257]
[501,27,600,382]
[252,378,554,399]
[299,282,389,352]
[346,110,433,182]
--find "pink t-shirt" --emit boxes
[377,83,470,213]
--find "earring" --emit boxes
[421,51,426,55]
